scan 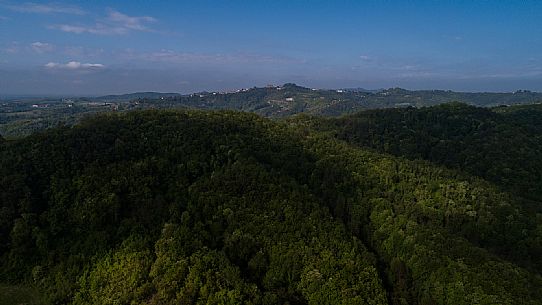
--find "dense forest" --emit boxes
[2,106,542,304]
[308,103,542,203]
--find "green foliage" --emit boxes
[74,237,153,305]
[0,284,43,305]
[1,108,542,304]
[304,133,542,303]
[324,103,542,202]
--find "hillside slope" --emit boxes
[3,85,542,139]
[310,103,542,203]
[1,110,541,304]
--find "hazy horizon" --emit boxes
[1,1,541,95]
[2,82,541,99]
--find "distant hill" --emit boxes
[343,87,385,94]
[148,85,542,115]
[364,88,542,108]
[95,92,182,101]
[2,84,542,138]
[94,86,542,112]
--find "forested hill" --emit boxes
[304,103,542,204]
[2,109,542,304]
[2,84,542,138]
[107,85,542,115]
[96,92,182,101]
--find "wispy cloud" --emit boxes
[63,46,105,58]
[49,24,128,35]
[31,42,54,53]
[128,49,302,65]
[45,61,105,69]
[5,2,85,15]
[49,9,156,35]
[106,9,156,31]
[454,70,542,80]
[1,41,20,54]
[0,16,9,21]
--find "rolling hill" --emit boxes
[2,84,542,138]
[1,109,542,304]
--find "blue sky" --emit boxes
[1,0,541,95]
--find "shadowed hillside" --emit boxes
[1,109,542,304]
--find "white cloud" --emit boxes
[106,9,156,31]
[49,24,128,35]
[49,9,156,35]
[45,61,105,69]
[31,42,54,53]
[50,24,87,34]
[359,55,371,60]
[5,2,85,15]
[129,49,301,65]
